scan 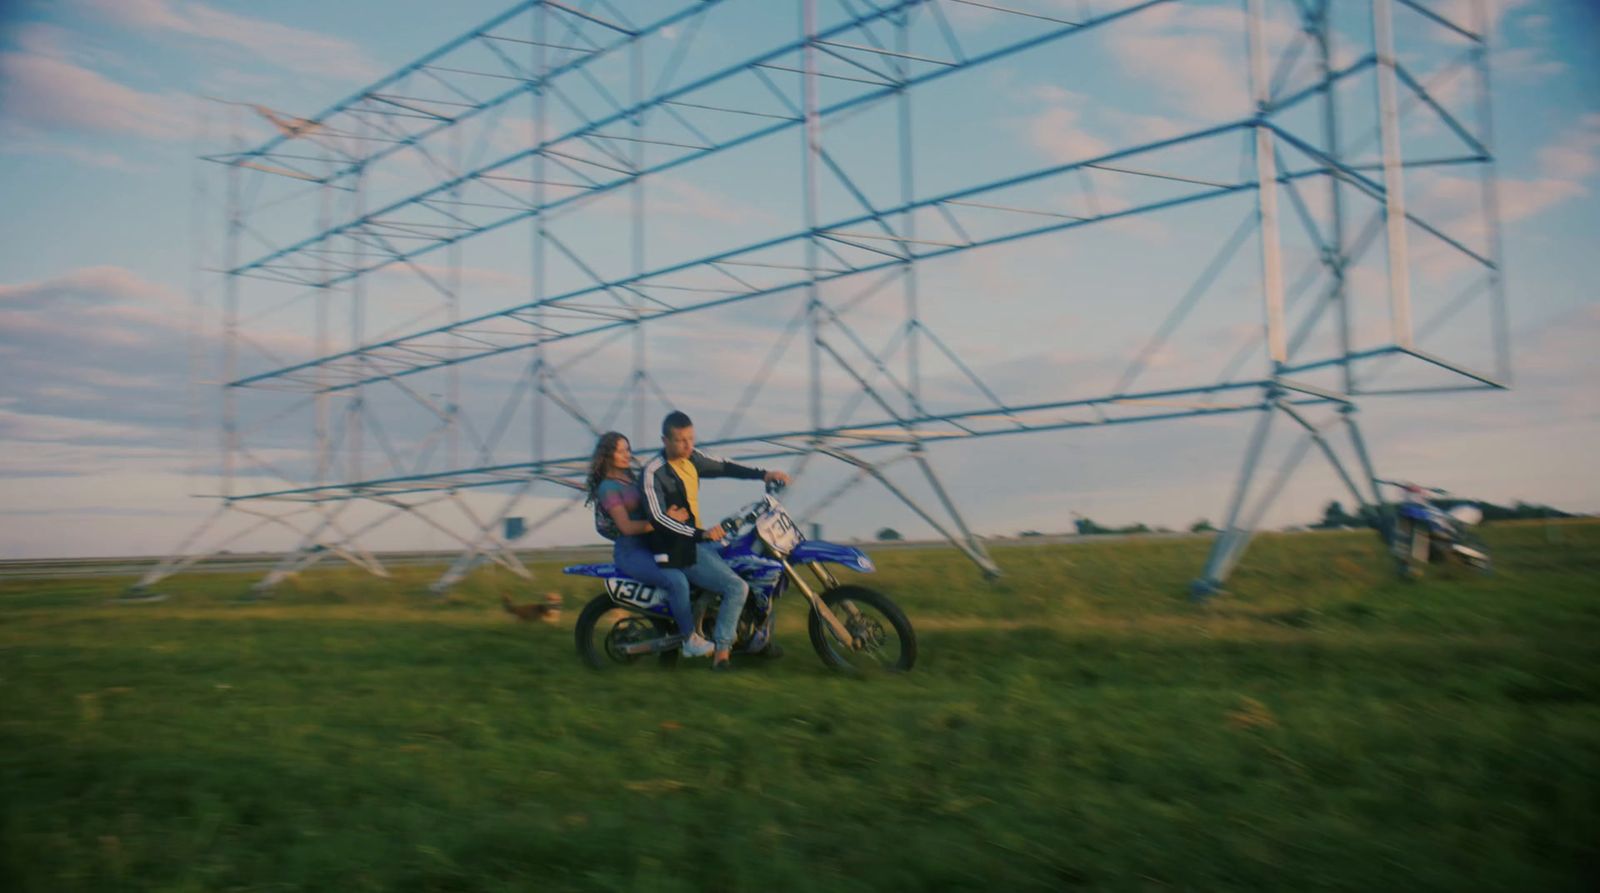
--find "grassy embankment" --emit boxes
[2,522,1597,890]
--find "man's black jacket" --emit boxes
[640,449,766,568]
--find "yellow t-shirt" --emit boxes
[668,455,700,525]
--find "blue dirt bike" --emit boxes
[1381,479,1491,578]
[565,486,916,672]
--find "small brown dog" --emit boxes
[501,592,562,624]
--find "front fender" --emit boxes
[789,540,875,574]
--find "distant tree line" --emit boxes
[1073,516,1152,536]
[1006,497,1579,541]
[1311,498,1576,530]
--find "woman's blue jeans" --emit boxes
[611,535,693,638]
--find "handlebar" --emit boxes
[713,479,786,537]
[717,497,771,537]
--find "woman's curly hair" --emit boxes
[584,431,630,505]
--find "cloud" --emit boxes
[375,263,531,292]
[0,269,195,437]
[555,173,780,227]
[1019,92,1176,243]
[1495,177,1587,224]
[0,409,167,449]
[1413,32,1565,123]
[71,0,383,83]
[0,265,666,491]
[1538,113,1600,180]
[1495,45,1566,81]
[1428,0,1533,39]
[0,267,307,454]
[651,176,783,226]
[1517,302,1600,382]
[1409,114,1600,282]
[0,136,151,172]
[1363,302,1599,448]
[0,46,190,141]
[1110,30,1248,120]
[0,265,178,310]
[1028,103,1110,162]
[1417,167,1582,230]
[0,24,178,157]
[1486,116,1598,224]
[1103,3,1306,122]
[1030,84,1083,105]
[1517,13,1550,34]
[1106,109,1188,144]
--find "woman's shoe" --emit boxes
[681,633,715,658]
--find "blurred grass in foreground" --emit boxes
[2,521,1597,891]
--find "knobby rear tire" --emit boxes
[573,593,680,670]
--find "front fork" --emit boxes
[780,559,858,645]
[1391,518,1429,577]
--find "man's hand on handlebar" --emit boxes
[704,524,727,542]
[763,470,790,486]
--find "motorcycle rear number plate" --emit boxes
[606,578,664,608]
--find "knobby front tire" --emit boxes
[807,584,916,673]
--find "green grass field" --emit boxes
[3,523,1598,891]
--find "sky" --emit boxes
[1,0,1596,563]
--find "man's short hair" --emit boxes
[662,410,694,438]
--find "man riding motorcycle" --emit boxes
[640,410,789,670]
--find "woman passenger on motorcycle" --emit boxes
[585,431,715,658]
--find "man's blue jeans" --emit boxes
[682,541,749,649]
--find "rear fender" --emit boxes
[562,562,622,579]
[562,563,671,616]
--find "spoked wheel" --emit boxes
[807,585,916,673]
[574,594,680,670]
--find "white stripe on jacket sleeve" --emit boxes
[642,455,697,537]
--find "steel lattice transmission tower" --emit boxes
[127,0,1507,599]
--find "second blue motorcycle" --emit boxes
[1381,480,1491,579]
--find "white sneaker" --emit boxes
[681,633,715,658]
